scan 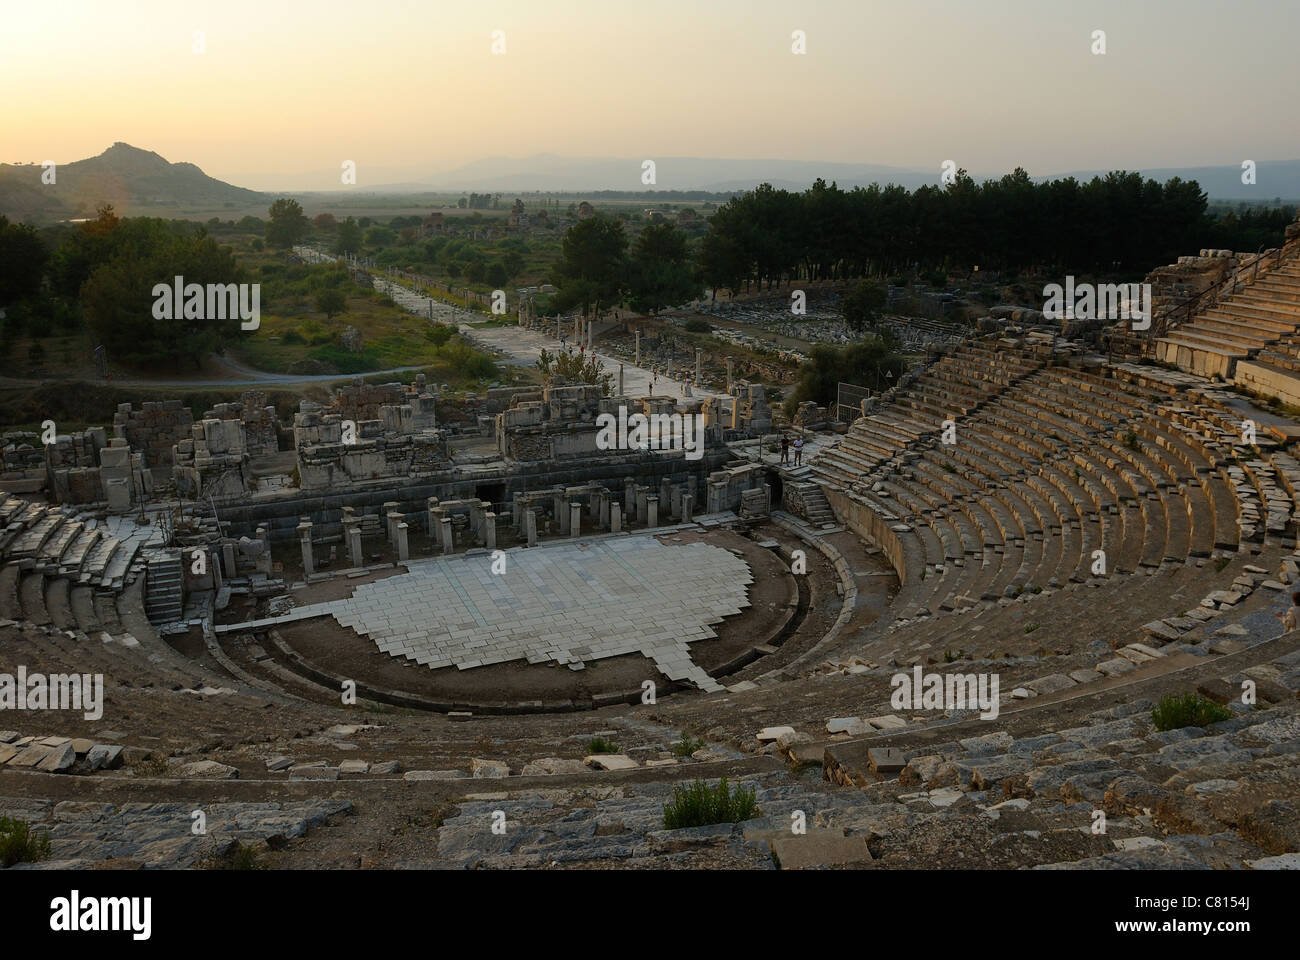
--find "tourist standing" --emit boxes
[793,435,805,466]
[780,434,790,464]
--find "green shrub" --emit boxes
[683,318,711,334]
[281,329,306,345]
[1151,693,1233,732]
[663,777,758,830]
[672,733,706,757]
[201,840,268,870]
[0,817,51,867]
[588,736,620,754]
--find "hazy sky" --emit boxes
[4,0,1297,190]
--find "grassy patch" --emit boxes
[1151,693,1233,731]
[587,736,621,754]
[0,817,51,867]
[663,777,759,830]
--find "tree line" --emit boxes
[698,171,1295,295]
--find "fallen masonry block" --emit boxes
[756,725,795,742]
[36,744,76,773]
[175,760,239,779]
[1196,678,1237,704]
[470,758,510,778]
[867,715,907,730]
[1025,674,1077,696]
[768,829,873,869]
[1097,658,1137,677]
[585,754,638,771]
[84,744,122,771]
[265,756,294,771]
[1142,621,1181,642]
[1127,643,1166,659]
[776,730,813,749]
[519,757,587,776]
[868,747,906,774]
[825,717,872,736]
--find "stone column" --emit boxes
[636,485,649,523]
[624,478,636,515]
[221,541,237,579]
[726,357,734,392]
[345,517,363,568]
[470,501,485,543]
[209,547,223,591]
[387,512,404,548]
[383,501,400,545]
[646,495,659,528]
[587,322,593,351]
[659,478,671,513]
[524,508,538,546]
[681,493,693,523]
[671,483,682,519]
[396,522,410,562]
[570,501,582,538]
[635,329,641,365]
[440,517,454,554]
[695,347,703,384]
[298,521,314,576]
[484,512,497,550]
[618,364,625,397]
[256,525,272,575]
[610,503,622,533]
[599,494,611,529]
[427,497,440,534]
[558,498,571,535]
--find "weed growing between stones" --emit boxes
[200,840,268,870]
[1151,692,1233,731]
[588,736,621,754]
[672,733,706,757]
[0,817,51,867]
[662,777,758,829]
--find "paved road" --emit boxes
[367,265,727,402]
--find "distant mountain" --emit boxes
[0,142,265,221]
[374,153,1300,201]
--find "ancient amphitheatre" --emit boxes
[3,4,1300,883]
[0,226,1298,872]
